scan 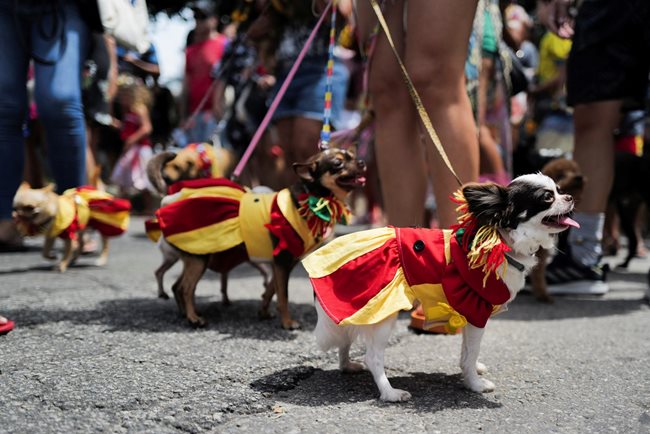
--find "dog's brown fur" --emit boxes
[147,143,235,194]
[168,148,366,329]
[12,183,110,271]
[530,158,586,302]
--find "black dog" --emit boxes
[609,151,650,269]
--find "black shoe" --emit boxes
[545,250,609,295]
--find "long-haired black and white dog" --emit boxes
[303,173,579,402]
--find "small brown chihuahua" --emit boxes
[12,183,130,272]
[529,158,586,302]
[146,143,234,194]
[155,148,366,329]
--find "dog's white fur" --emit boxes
[313,174,575,402]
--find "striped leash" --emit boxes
[319,0,338,148]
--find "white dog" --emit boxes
[303,174,578,402]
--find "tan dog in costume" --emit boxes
[147,143,235,194]
[13,183,131,272]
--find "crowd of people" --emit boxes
[1,0,649,335]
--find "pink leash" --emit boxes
[231,1,333,180]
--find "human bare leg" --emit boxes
[406,0,480,228]
[357,0,428,227]
[569,101,621,267]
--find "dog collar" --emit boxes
[505,254,525,272]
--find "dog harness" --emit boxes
[303,226,512,333]
[17,187,131,240]
[153,178,350,261]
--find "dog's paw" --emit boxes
[258,309,273,320]
[464,377,495,393]
[188,316,207,328]
[222,297,231,307]
[476,362,488,375]
[535,293,554,304]
[56,262,68,273]
[43,253,57,260]
[380,388,411,402]
[281,319,301,330]
[341,361,365,374]
[157,291,169,300]
[95,256,108,267]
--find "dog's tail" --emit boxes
[147,151,176,195]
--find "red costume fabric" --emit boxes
[155,178,348,263]
[308,227,512,329]
[185,35,227,113]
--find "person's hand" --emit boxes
[256,74,276,91]
[537,0,575,39]
[213,102,224,120]
[123,52,137,63]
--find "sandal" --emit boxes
[408,306,461,335]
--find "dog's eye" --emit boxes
[332,158,344,169]
[543,191,554,202]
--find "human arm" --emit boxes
[104,35,119,103]
[211,78,226,120]
[123,105,153,150]
[536,0,576,39]
[122,52,161,79]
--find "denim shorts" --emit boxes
[272,58,350,129]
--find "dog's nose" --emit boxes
[357,160,366,170]
[563,194,574,202]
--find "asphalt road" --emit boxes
[1,216,649,433]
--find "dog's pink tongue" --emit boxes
[560,216,580,228]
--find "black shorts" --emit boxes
[567,0,650,106]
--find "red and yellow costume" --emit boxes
[303,191,513,333]
[152,178,350,264]
[19,186,131,240]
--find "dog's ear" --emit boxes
[43,183,55,192]
[146,151,177,194]
[293,162,317,182]
[462,182,515,228]
[18,181,31,191]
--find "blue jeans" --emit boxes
[272,58,350,130]
[0,0,89,219]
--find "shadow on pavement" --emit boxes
[496,293,647,321]
[3,297,316,340]
[251,365,501,412]
[0,263,97,274]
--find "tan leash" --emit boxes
[368,0,463,187]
